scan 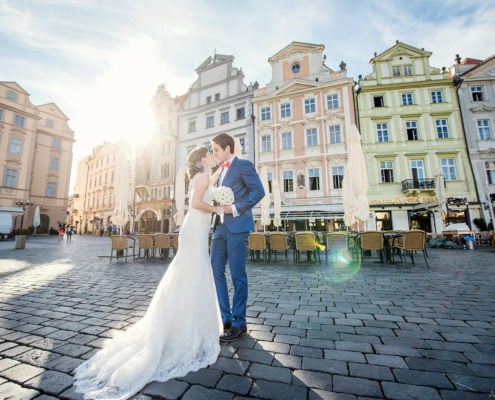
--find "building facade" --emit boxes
[355,42,478,233]
[450,55,495,227]
[252,41,356,231]
[0,82,74,233]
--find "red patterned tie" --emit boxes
[221,161,231,169]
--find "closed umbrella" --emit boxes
[435,170,447,223]
[112,145,130,234]
[174,167,186,227]
[259,166,271,227]
[33,205,40,235]
[273,179,282,228]
[342,124,369,229]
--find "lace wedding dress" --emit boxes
[73,174,222,400]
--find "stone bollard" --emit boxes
[15,234,26,249]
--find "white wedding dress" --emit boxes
[73,174,222,400]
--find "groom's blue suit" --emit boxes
[210,156,265,328]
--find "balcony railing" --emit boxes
[401,178,436,191]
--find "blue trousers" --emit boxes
[210,224,248,328]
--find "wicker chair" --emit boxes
[170,233,179,257]
[393,230,429,267]
[247,232,267,262]
[359,231,384,263]
[323,232,348,262]
[293,232,320,262]
[110,235,135,262]
[268,232,290,263]
[153,234,171,260]
[137,234,154,259]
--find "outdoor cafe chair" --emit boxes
[293,232,320,263]
[170,233,179,257]
[268,232,290,263]
[137,234,155,259]
[323,232,348,262]
[153,233,171,260]
[358,231,384,263]
[393,230,429,267]
[110,235,135,262]
[247,232,267,262]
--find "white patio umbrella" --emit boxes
[174,167,186,227]
[112,146,130,234]
[259,166,271,227]
[273,179,282,228]
[435,170,447,221]
[342,124,369,229]
[33,205,40,235]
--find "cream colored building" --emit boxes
[0,82,74,233]
[252,41,356,231]
[356,42,478,233]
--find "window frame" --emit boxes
[304,98,316,114]
[406,121,419,141]
[280,103,291,118]
[306,128,318,147]
[283,170,294,192]
[380,161,394,183]
[261,106,271,121]
[441,158,457,181]
[477,119,492,140]
[377,123,389,142]
[281,131,292,150]
[46,181,57,197]
[326,94,339,110]
[328,125,342,144]
[332,166,344,189]
[8,137,23,154]
[4,168,18,188]
[261,135,272,152]
[431,90,443,103]
[206,115,214,128]
[220,111,229,125]
[436,119,449,139]
[308,168,320,191]
[402,93,413,106]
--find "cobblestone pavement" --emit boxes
[0,234,494,400]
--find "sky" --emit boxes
[1,0,494,190]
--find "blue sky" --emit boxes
[1,0,493,188]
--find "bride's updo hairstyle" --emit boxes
[187,146,208,179]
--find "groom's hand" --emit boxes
[223,205,233,214]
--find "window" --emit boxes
[206,115,214,128]
[261,135,272,152]
[326,94,339,110]
[304,98,316,114]
[280,103,291,118]
[441,158,457,180]
[306,128,318,146]
[4,168,17,188]
[406,121,418,140]
[45,119,55,128]
[392,66,401,77]
[436,119,449,139]
[332,166,344,189]
[206,96,211,104]
[402,93,413,105]
[7,90,17,101]
[431,91,443,103]
[49,157,60,171]
[377,123,389,142]
[46,182,57,197]
[477,119,492,140]
[215,93,220,101]
[236,107,245,120]
[308,168,320,191]
[281,132,292,150]
[374,96,384,107]
[328,125,342,144]
[188,120,196,133]
[261,106,271,121]
[283,171,294,192]
[291,63,300,74]
[220,111,229,124]
[0,109,4,121]
[239,138,246,154]
[471,86,484,101]
[14,114,25,128]
[380,161,394,183]
[8,137,22,154]
[486,161,495,185]
[404,65,413,76]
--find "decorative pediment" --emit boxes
[461,55,495,79]
[479,147,495,156]
[268,41,324,63]
[276,80,318,95]
[371,41,431,64]
[470,105,495,113]
[2,81,30,95]
[37,102,69,120]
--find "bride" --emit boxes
[73,147,223,400]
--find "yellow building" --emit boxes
[355,42,478,233]
[252,42,356,231]
[0,82,74,233]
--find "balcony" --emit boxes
[401,178,437,196]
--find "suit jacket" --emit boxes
[218,157,265,233]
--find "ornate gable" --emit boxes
[370,41,431,64]
[268,41,324,63]
[37,102,69,120]
[277,81,319,95]
[196,54,234,72]
[461,54,495,79]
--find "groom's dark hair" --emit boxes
[211,133,234,154]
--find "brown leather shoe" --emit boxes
[220,326,247,342]
[223,321,232,332]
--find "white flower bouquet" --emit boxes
[214,186,234,223]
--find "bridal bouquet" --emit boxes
[214,186,234,223]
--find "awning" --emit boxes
[0,206,25,214]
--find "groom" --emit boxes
[210,133,265,342]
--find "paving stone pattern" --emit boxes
[0,235,494,399]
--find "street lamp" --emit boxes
[15,199,34,230]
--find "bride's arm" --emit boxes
[191,173,222,214]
